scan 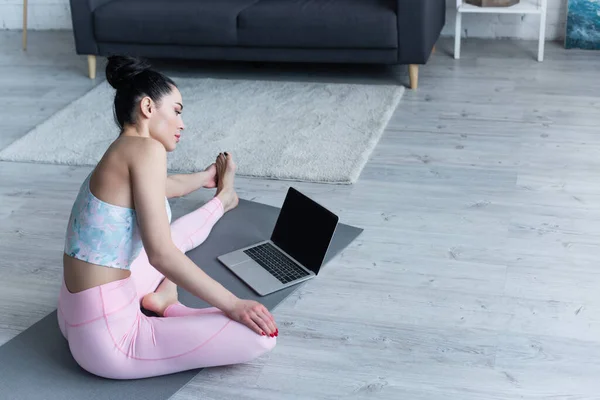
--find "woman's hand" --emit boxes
[225,299,278,337]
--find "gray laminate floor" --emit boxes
[1,31,600,399]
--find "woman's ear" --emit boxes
[139,96,153,119]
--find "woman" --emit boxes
[57,55,278,380]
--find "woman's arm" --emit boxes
[166,167,216,198]
[130,141,276,335]
[131,142,235,310]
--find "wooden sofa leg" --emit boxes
[409,64,418,90]
[88,55,96,79]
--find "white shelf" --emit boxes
[458,0,542,14]
[454,0,547,61]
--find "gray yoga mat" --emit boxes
[0,197,362,400]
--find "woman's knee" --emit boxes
[243,325,278,358]
[219,320,277,361]
[262,335,277,353]
[256,331,277,350]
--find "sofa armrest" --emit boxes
[396,0,446,64]
[69,0,116,55]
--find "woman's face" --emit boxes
[146,86,185,152]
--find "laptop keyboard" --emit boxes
[244,242,310,284]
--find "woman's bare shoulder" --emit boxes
[89,137,166,205]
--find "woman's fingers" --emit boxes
[242,315,263,336]
[260,306,278,334]
[255,303,274,321]
[255,304,277,330]
[251,312,275,337]
[255,310,277,336]
[231,300,278,337]
[262,309,278,332]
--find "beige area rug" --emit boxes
[0,78,403,184]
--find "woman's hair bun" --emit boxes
[105,55,151,90]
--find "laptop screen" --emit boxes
[271,187,339,274]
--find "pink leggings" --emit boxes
[57,197,276,380]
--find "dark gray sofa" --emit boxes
[70,0,446,89]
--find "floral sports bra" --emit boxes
[64,172,172,270]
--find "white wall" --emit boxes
[1,0,72,30]
[1,0,567,40]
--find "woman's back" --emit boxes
[63,136,171,293]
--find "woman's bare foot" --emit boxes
[215,152,239,212]
[141,278,179,317]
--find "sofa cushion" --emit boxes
[238,0,397,49]
[94,0,260,46]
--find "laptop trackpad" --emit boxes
[231,260,283,296]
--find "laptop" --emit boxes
[218,187,339,296]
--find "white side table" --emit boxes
[454,0,548,61]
